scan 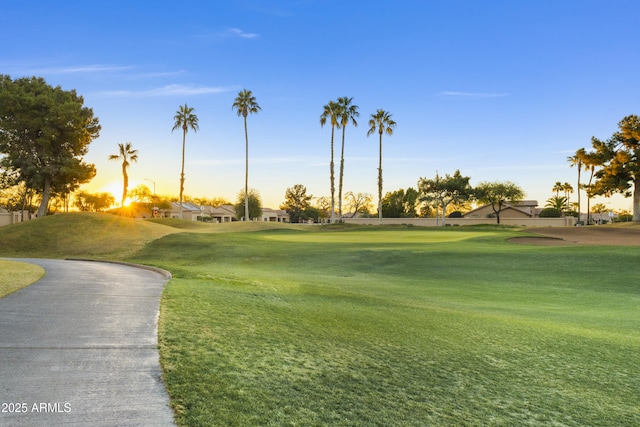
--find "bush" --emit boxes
[614,214,633,222]
[448,211,463,218]
[539,207,562,218]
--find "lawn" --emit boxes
[1,214,638,425]
[129,225,640,426]
[0,260,44,298]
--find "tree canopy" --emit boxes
[235,188,262,221]
[381,187,418,218]
[280,184,313,223]
[588,115,640,221]
[418,170,473,226]
[0,75,100,217]
[474,181,525,224]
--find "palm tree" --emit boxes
[562,182,573,205]
[545,195,568,211]
[367,109,397,223]
[336,96,359,222]
[172,104,199,219]
[320,100,341,223]
[232,89,261,221]
[579,149,601,225]
[108,142,138,208]
[568,149,585,220]
[552,181,564,197]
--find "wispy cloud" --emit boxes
[197,28,260,42]
[93,84,238,98]
[225,28,260,39]
[439,91,508,99]
[29,64,134,74]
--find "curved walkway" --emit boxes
[0,259,175,426]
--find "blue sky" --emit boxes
[2,0,639,211]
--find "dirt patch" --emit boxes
[511,226,640,246]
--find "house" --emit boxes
[159,202,203,221]
[205,204,236,223]
[260,208,290,222]
[0,208,29,226]
[464,200,539,219]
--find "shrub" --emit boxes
[539,207,562,218]
[448,211,463,218]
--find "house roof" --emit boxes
[464,201,539,218]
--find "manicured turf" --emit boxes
[1,214,638,425]
[130,225,640,426]
[0,260,44,298]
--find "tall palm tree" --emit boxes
[108,142,138,208]
[562,182,573,204]
[552,181,564,197]
[568,149,585,219]
[578,149,602,225]
[367,109,397,223]
[336,96,359,222]
[232,89,261,221]
[172,104,199,219]
[320,100,341,223]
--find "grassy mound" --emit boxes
[0,212,178,259]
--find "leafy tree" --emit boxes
[336,96,359,221]
[313,196,332,221]
[591,203,609,213]
[235,188,262,221]
[474,181,525,224]
[589,115,640,222]
[280,184,313,223]
[74,190,114,212]
[344,191,373,218]
[108,142,138,207]
[381,187,419,218]
[192,196,230,207]
[128,184,153,204]
[320,100,341,223]
[0,75,100,218]
[172,104,199,219]
[233,89,261,222]
[367,109,396,223]
[418,170,473,226]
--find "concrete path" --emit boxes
[0,259,175,426]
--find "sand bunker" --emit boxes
[510,226,640,246]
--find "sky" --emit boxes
[2,0,639,212]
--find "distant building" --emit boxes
[464,200,539,219]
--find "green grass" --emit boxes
[130,226,640,426]
[1,213,639,425]
[0,260,44,298]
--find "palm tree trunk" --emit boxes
[179,130,186,219]
[330,126,335,223]
[244,115,249,221]
[338,127,346,222]
[122,163,128,208]
[576,168,581,224]
[378,131,383,224]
